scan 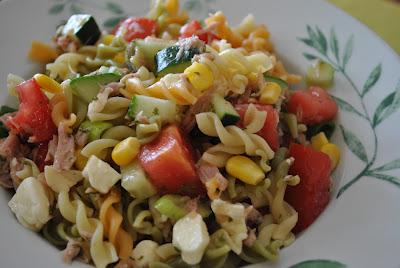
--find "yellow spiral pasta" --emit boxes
[196,48,273,95]
[196,112,274,171]
[99,190,133,260]
[101,125,136,140]
[58,191,118,267]
[81,139,119,158]
[128,73,198,105]
[46,53,85,80]
[58,191,97,238]
[11,158,40,182]
[242,103,267,133]
[127,199,164,243]
[87,86,130,122]
[50,93,77,130]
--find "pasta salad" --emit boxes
[0,1,340,267]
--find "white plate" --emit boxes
[0,0,399,267]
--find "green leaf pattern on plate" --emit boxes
[49,3,65,15]
[372,80,400,127]
[300,25,400,197]
[373,159,400,171]
[329,28,340,63]
[103,16,126,28]
[339,125,368,163]
[362,64,382,97]
[106,2,124,14]
[289,259,346,268]
[332,96,365,118]
[366,172,400,187]
[341,35,353,70]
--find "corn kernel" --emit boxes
[112,137,140,166]
[28,41,58,63]
[113,52,125,65]
[33,73,62,94]
[311,132,329,151]
[226,155,265,185]
[184,62,214,92]
[102,34,115,45]
[259,82,282,105]
[321,143,340,169]
[75,149,88,171]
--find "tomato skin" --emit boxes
[286,86,338,125]
[139,124,203,196]
[180,20,218,43]
[113,17,157,42]
[6,79,56,143]
[235,104,280,151]
[285,143,332,233]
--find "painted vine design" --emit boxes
[48,0,142,28]
[299,26,400,197]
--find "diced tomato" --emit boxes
[139,124,203,196]
[180,20,219,44]
[112,17,157,42]
[286,86,338,125]
[285,143,332,233]
[33,142,50,172]
[6,79,56,143]
[235,104,280,151]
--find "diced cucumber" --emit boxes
[306,121,336,139]
[62,14,101,45]
[121,161,156,200]
[127,95,176,124]
[129,38,175,71]
[154,195,211,221]
[264,75,289,90]
[211,94,240,126]
[79,120,113,142]
[70,67,122,103]
[154,195,188,221]
[305,60,335,88]
[155,45,200,77]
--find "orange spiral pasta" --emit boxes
[205,12,243,47]
[99,190,133,260]
[242,25,273,52]
[50,93,77,130]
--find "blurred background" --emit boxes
[329,0,400,54]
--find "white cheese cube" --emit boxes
[8,177,50,231]
[82,155,121,194]
[172,212,210,265]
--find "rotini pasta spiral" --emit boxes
[126,198,164,243]
[196,112,274,171]
[46,53,85,80]
[87,86,130,122]
[50,93,77,131]
[58,190,118,267]
[242,103,267,133]
[145,74,197,105]
[99,190,133,259]
[11,158,40,183]
[101,125,136,140]
[81,139,119,158]
[211,199,247,254]
[58,191,97,238]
